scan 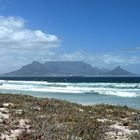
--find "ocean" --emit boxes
[0,77,140,109]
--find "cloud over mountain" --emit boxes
[0,16,60,73]
[0,16,139,74]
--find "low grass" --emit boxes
[0,93,140,140]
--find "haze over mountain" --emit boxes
[1,61,136,77]
[0,1,140,74]
[104,66,135,76]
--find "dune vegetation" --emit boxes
[0,93,139,140]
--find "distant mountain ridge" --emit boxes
[1,61,137,77]
[104,66,134,76]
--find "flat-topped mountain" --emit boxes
[1,61,136,77]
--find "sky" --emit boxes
[0,0,140,74]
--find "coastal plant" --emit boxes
[0,94,140,140]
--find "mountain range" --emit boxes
[1,61,137,77]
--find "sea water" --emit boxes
[0,77,140,109]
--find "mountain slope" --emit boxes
[1,61,136,77]
[2,61,101,77]
[104,66,136,76]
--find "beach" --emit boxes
[0,77,140,139]
[1,0,140,139]
[0,93,140,140]
[0,77,140,109]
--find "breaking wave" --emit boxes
[0,80,140,98]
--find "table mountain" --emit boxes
[1,61,136,77]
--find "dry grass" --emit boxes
[0,93,139,140]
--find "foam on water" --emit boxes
[0,80,48,85]
[0,80,140,98]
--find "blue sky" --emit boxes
[0,0,140,74]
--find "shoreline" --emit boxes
[0,93,140,140]
[1,90,140,110]
[0,78,140,110]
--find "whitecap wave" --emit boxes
[0,80,140,98]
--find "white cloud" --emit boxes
[125,46,140,51]
[59,51,140,68]
[0,16,60,73]
[0,16,25,29]
[0,16,139,74]
[0,16,59,51]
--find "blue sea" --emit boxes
[0,77,140,109]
